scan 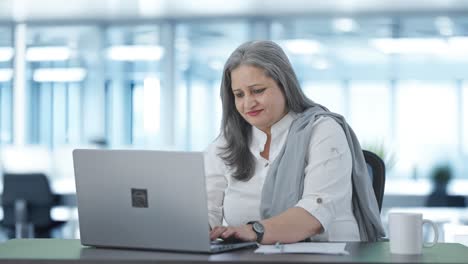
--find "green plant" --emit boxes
[362,141,397,172]
[430,164,452,184]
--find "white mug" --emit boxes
[388,212,439,255]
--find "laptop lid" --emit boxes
[73,149,213,253]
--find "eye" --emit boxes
[253,88,266,94]
[234,92,244,98]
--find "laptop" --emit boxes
[73,149,256,253]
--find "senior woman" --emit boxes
[204,40,384,244]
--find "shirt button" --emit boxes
[316,197,323,204]
[264,162,269,167]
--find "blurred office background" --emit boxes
[0,0,467,242]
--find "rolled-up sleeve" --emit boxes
[295,117,353,233]
[204,139,228,228]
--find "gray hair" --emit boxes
[219,40,316,181]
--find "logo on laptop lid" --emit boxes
[131,188,148,208]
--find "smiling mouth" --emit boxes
[246,110,263,116]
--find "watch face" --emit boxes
[253,222,264,233]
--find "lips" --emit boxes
[246,110,263,116]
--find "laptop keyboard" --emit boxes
[210,238,253,251]
[211,237,245,244]
[210,243,238,251]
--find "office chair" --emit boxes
[0,172,66,238]
[363,150,386,212]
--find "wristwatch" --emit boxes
[247,221,265,243]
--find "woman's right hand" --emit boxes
[209,226,228,240]
[209,225,257,242]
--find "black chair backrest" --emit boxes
[363,150,386,212]
[1,172,54,228]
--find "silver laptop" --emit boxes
[73,149,256,253]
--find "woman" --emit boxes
[205,40,384,244]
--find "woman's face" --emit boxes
[230,64,287,134]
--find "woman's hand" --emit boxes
[209,225,257,242]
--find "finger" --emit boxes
[210,226,227,240]
[210,229,224,240]
[221,228,236,239]
[211,226,226,234]
[224,230,248,242]
[232,230,246,240]
[233,231,242,239]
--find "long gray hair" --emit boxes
[219,40,316,181]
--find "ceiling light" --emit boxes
[26,46,71,61]
[370,38,447,54]
[209,60,224,71]
[312,58,330,70]
[282,39,321,55]
[0,47,14,62]
[138,0,164,17]
[435,16,453,37]
[107,45,164,61]
[33,68,86,82]
[0,68,13,82]
[333,18,358,33]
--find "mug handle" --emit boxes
[422,219,439,247]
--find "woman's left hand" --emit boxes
[210,225,257,242]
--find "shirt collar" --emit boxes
[251,111,297,153]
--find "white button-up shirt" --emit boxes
[204,112,360,241]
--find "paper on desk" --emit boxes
[254,242,349,255]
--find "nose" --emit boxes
[244,94,257,110]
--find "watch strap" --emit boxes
[247,221,264,243]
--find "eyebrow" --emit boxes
[248,83,263,88]
[232,83,264,92]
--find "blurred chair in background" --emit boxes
[363,150,386,212]
[0,173,66,238]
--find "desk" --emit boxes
[0,239,467,263]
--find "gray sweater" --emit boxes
[260,106,385,242]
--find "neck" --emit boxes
[260,133,271,160]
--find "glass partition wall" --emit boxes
[3,15,468,181]
[174,21,249,150]
[0,26,13,145]
[271,16,468,180]
[105,25,165,148]
[25,26,100,148]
